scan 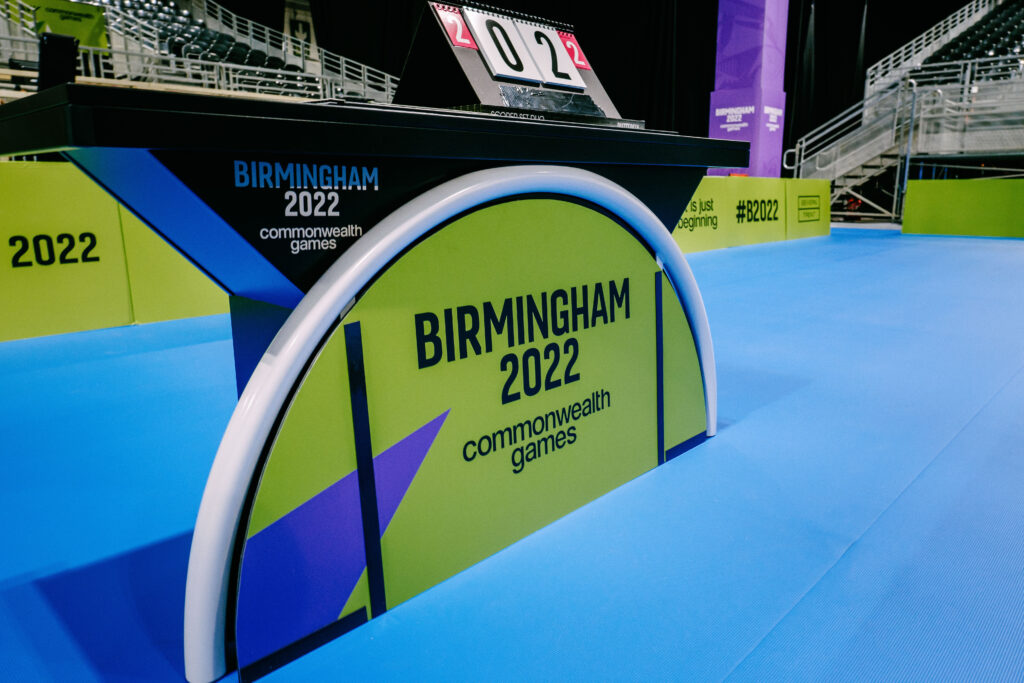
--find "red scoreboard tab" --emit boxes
[432,3,478,49]
[557,31,591,70]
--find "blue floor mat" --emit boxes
[3,231,1024,681]
[0,316,235,681]
[730,365,1024,681]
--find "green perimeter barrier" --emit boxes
[903,179,1024,238]
[672,176,829,252]
[33,0,109,48]
[785,178,831,240]
[0,162,228,342]
[2,168,829,342]
[119,205,229,324]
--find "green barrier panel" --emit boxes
[33,0,108,48]
[0,162,132,342]
[903,179,1024,238]
[661,270,707,451]
[785,178,830,240]
[119,206,228,323]
[0,162,228,342]
[674,176,786,252]
[231,193,709,670]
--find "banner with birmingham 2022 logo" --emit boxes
[206,171,714,676]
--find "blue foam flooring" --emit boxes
[2,230,1024,681]
[0,315,236,682]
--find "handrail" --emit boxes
[0,0,37,36]
[865,0,996,93]
[0,0,399,102]
[189,0,398,100]
[790,52,1024,180]
[104,5,160,53]
[796,83,902,158]
[0,33,393,102]
[781,147,797,170]
[789,43,1024,219]
[1,0,398,102]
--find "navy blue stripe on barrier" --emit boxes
[65,148,304,307]
[655,271,665,466]
[665,433,709,461]
[344,321,387,619]
[239,608,368,682]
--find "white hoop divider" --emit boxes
[183,164,717,683]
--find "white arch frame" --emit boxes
[183,165,717,682]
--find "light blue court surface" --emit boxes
[2,228,1024,681]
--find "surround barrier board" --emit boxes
[785,178,831,240]
[226,168,714,675]
[672,176,830,253]
[0,167,828,344]
[0,162,227,342]
[0,84,747,682]
[903,179,1024,238]
[119,205,230,324]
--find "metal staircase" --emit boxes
[786,82,916,218]
[788,61,1024,219]
[786,0,1024,220]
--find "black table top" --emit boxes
[0,84,748,168]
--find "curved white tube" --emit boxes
[183,165,716,682]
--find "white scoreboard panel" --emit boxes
[396,2,629,125]
[458,7,587,90]
[432,3,600,92]
[460,8,544,83]
[522,24,587,90]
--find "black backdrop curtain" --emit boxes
[783,0,970,152]
[307,0,717,136]
[230,1,986,144]
[212,0,283,32]
[308,0,422,79]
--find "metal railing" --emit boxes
[0,33,393,101]
[1,0,36,37]
[792,55,1024,175]
[0,20,33,63]
[190,0,312,66]
[188,0,398,99]
[865,0,997,95]
[788,85,904,182]
[787,54,1024,218]
[914,74,1024,156]
[104,5,161,54]
[1,0,397,103]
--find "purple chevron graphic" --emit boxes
[235,410,449,667]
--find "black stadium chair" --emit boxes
[226,45,249,65]
[923,0,1024,66]
[169,35,187,57]
[211,44,232,60]
[245,50,266,68]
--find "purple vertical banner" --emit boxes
[708,0,789,177]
